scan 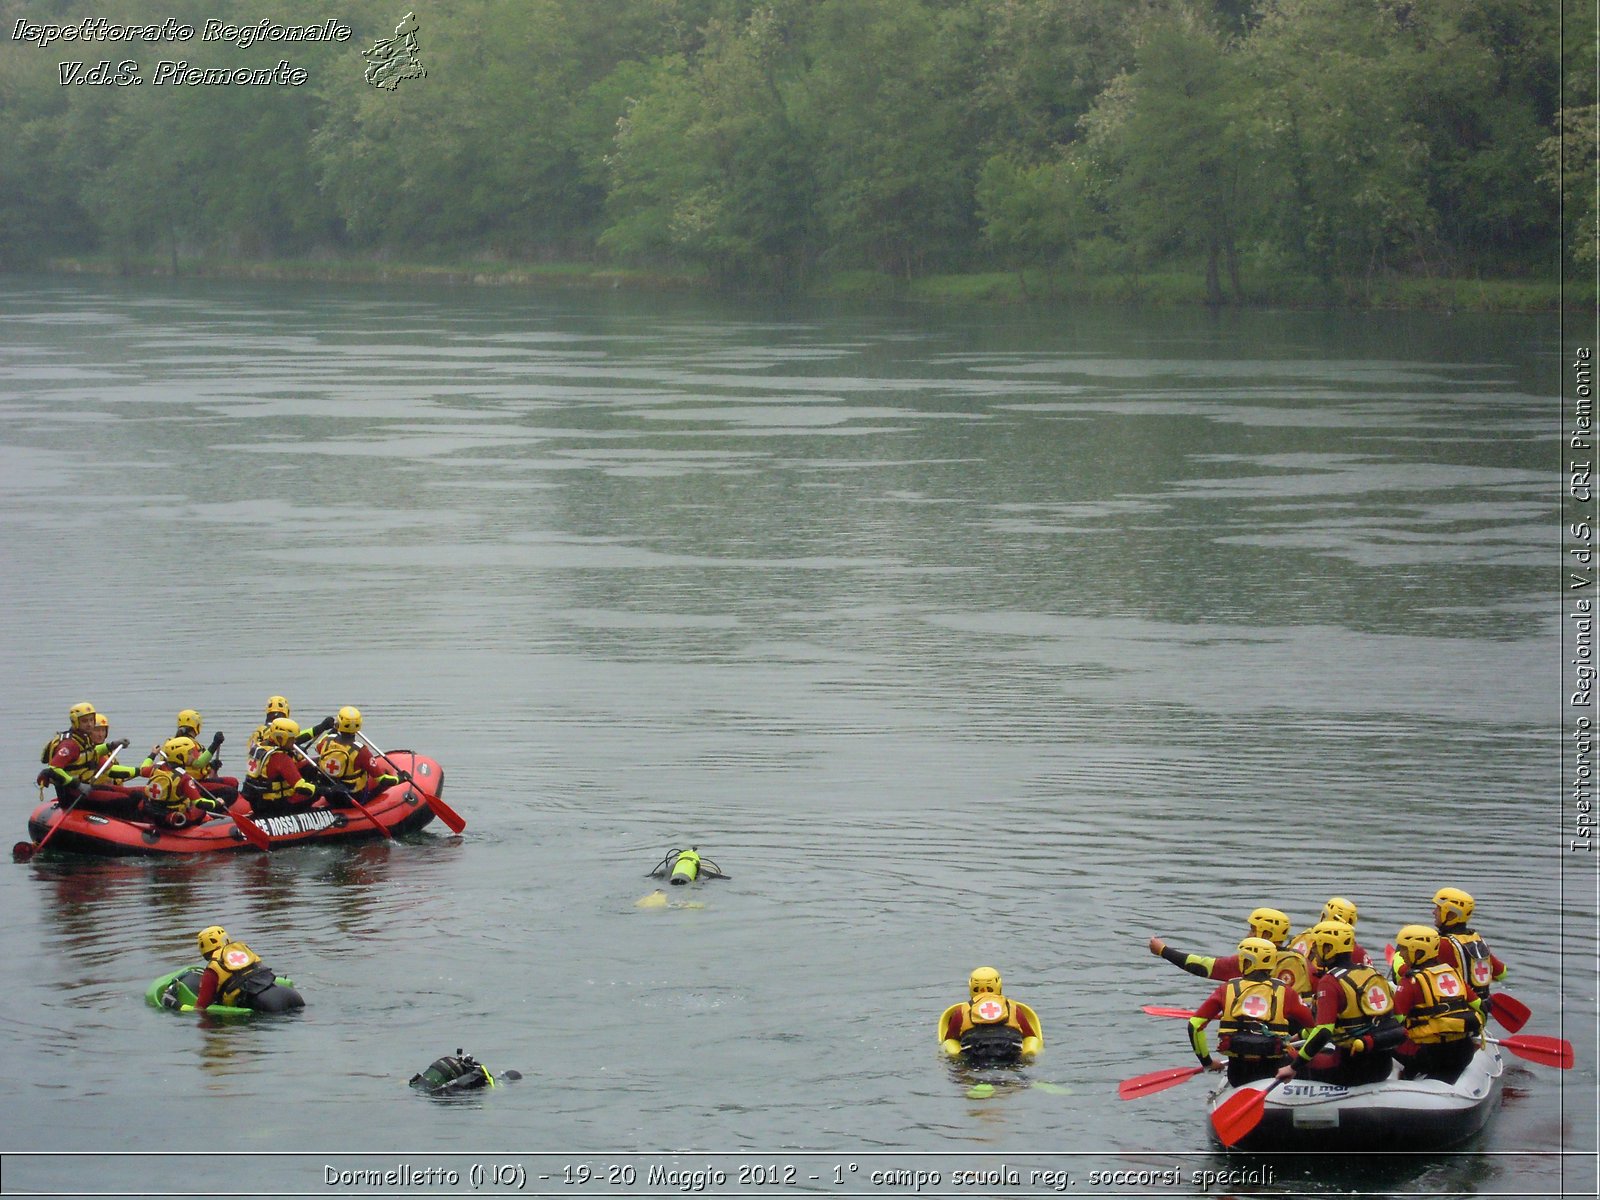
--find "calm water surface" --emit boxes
[0,277,1589,1198]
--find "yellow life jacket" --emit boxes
[314,734,365,791]
[1218,977,1292,1060]
[143,764,193,818]
[1269,946,1313,997]
[245,746,294,803]
[40,730,96,781]
[1329,965,1396,1028]
[210,942,267,1007]
[1442,928,1496,992]
[247,724,274,754]
[1404,962,1476,1044]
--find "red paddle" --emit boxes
[220,802,272,851]
[357,733,465,834]
[1488,991,1531,1033]
[1492,1034,1574,1070]
[1117,1064,1207,1099]
[14,745,125,862]
[1210,1078,1283,1146]
[1142,1005,1198,1019]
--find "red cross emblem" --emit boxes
[1240,993,1270,1018]
[1364,984,1391,1012]
[1471,962,1492,985]
[1436,972,1461,996]
[322,757,340,774]
[223,948,251,970]
[974,998,1005,1022]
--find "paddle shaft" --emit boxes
[1117,1064,1208,1100]
[292,742,393,839]
[16,745,124,861]
[356,732,465,834]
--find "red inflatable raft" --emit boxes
[23,751,449,857]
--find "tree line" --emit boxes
[1,0,1590,302]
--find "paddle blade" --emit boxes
[12,841,37,863]
[1490,991,1531,1033]
[1142,1005,1197,1019]
[1210,1081,1276,1147]
[426,792,466,834]
[1117,1065,1203,1100]
[228,810,271,852]
[1498,1034,1574,1069]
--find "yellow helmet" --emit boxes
[969,967,1003,997]
[1236,937,1278,976]
[265,695,291,720]
[1432,887,1474,926]
[266,717,300,748]
[335,705,362,735]
[1247,907,1291,943]
[69,701,97,729]
[1395,924,1440,967]
[176,709,202,736]
[1308,920,1355,963]
[1321,896,1358,925]
[162,736,199,765]
[197,925,229,956]
[92,712,109,735]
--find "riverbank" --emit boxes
[35,253,1583,313]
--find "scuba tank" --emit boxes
[647,847,730,886]
[409,1049,520,1095]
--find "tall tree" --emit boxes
[1082,7,1257,303]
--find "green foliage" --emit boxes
[1542,105,1598,269]
[0,0,1574,300]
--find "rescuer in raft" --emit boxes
[937,968,1043,1065]
[140,709,237,803]
[1390,923,1484,1083]
[1288,896,1375,968]
[36,702,138,814]
[1148,907,1314,998]
[241,718,321,813]
[138,737,228,829]
[246,696,327,754]
[1184,936,1317,1086]
[310,706,400,806]
[1275,920,1405,1088]
[193,925,304,1013]
[1427,887,1507,1001]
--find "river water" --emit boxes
[0,276,1590,1198]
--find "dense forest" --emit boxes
[1,0,1592,303]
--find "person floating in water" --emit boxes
[938,967,1043,1065]
[409,1049,520,1096]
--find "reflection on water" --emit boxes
[0,278,1585,1196]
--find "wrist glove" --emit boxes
[398,770,413,782]
[314,716,335,736]
[209,732,224,753]
[36,769,52,787]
